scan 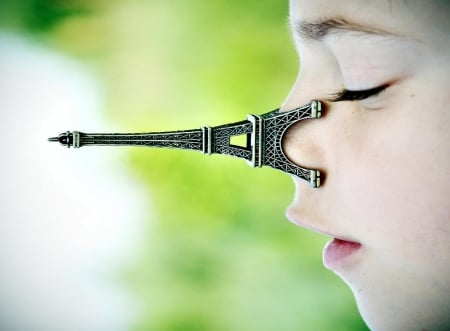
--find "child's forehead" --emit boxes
[289,0,449,44]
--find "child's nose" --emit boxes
[279,86,328,185]
[281,111,325,181]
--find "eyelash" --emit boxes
[328,84,389,102]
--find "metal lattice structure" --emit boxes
[49,100,322,187]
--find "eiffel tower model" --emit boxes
[49,100,322,187]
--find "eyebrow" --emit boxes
[292,18,392,41]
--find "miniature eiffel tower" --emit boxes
[49,100,322,187]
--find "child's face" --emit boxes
[283,0,450,329]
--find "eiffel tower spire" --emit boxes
[49,100,322,187]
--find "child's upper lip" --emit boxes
[286,209,360,244]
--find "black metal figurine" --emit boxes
[49,100,322,187]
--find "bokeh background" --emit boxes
[0,0,368,330]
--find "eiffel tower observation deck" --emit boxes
[49,100,322,187]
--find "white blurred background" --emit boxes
[0,32,147,331]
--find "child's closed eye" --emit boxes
[327,84,389,103]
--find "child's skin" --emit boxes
[281,1,450,330]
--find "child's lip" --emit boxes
[322,238,362,270]
[286,209,357,241]
[286,209,363,269]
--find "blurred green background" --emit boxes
[1,0,368,330]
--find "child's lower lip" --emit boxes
[323,238,362,270]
